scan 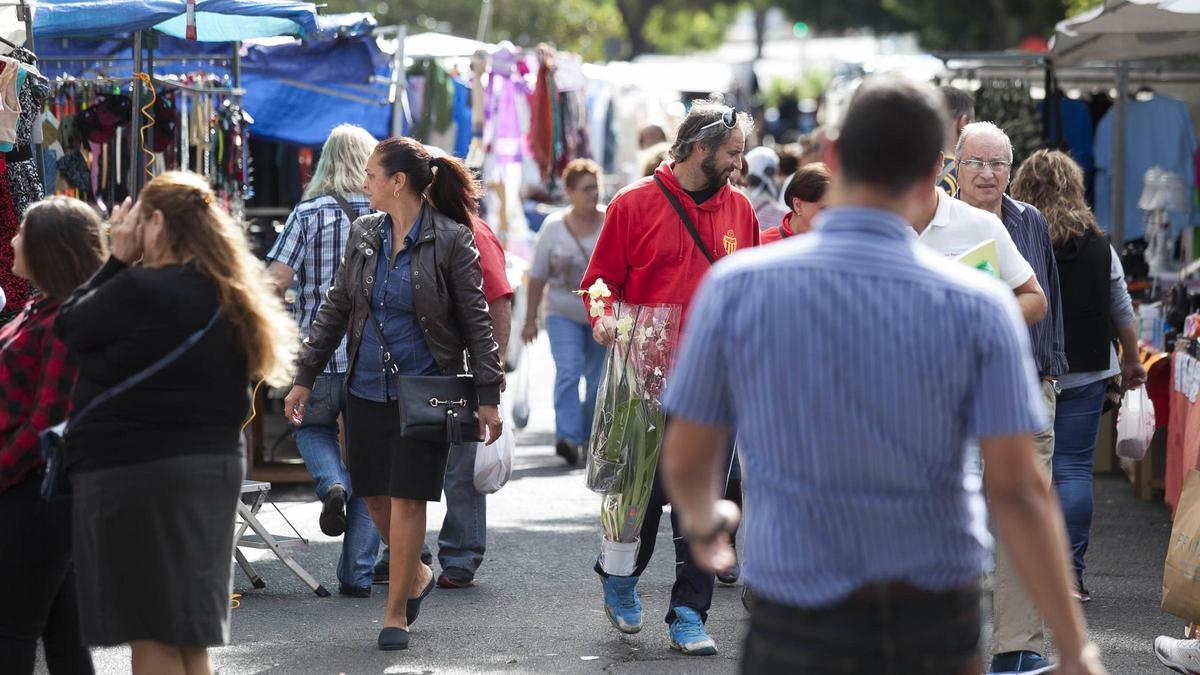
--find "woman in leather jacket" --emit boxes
[284,137,504,651]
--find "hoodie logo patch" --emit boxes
[723,230,738,255]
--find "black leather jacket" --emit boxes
[295,209,504,406]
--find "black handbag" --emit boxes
[365,307,482,445]
[38,308,222,499]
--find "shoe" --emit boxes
[337,583,370,598]
[405,567,435,626]
[373,559,389,585]
[1073,570,1091,603]
[556,439,580,466]
[716,555,741,585]
[601,575,642,634]
[436,568,474,589]
[377,627,410,651]
[669,607,718,656]
[1156,636,1200,674]
[318,486,347,537]
[989,651,1053,674]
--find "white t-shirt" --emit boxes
[917,189,1035,291]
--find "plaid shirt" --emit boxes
[267,194,373,374]
[0,297,76,493]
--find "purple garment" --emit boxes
[486,45,529,166]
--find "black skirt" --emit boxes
[346,394,451,501]
[71,453,243,647]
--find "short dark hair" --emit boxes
[669,94,754,163]
[837,77,947,194]
[784,162,831,206]
[940,85,975,124]
[20,197,107,301]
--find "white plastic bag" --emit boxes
[1116,386,1156,461]
[474,397,515,494]
[511,362,531,429]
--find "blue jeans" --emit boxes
[417,441,487,576]
[1051,379,1107,575]
[546,314,606,445]
[292,373,381,589]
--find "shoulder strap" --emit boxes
[654,176,716,265]
[561,213,593,262]
[329,193,358,225]
[66,307,223,433]
[365,303,398,375]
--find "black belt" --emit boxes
[5,145,33,163]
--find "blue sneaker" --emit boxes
[669,607,717,656]
[601,576,642,634]
[989,651,1053,674]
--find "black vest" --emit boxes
[1055,232,1113,373]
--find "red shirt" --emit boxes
[0,297,76,493]
[471,216,512,303]
[581,162,760,325]
[760,212,800,245]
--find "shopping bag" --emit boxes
[511,362,531,430]
[1163,469,1200,622]
[1116,386,1156,461]
[474,397,515,494]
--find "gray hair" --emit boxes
[955,121,1013,163]
[669,94,755,163]
[302,124,378,201]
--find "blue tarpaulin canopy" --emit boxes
[33,0,319,41]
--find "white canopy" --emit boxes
[1052,0,1200,64]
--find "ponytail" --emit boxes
[428,155,482,230]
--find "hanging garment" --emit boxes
[411,59,455,143]
[0,153,29,322]
[529,48,556,181]
[1094,94,1198,241]
[485,42,530,172]
[452,79,472,159]
[0,60,20,148]
[6,67,48,219]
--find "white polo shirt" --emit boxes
[917,189,1035,290]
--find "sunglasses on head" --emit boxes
[697,106,737,133]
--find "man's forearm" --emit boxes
[1117,320,1139,362]
[661,419,729,535]
[1016,289,1048,325]
[991,483,1090,658]
[489,297,513,362]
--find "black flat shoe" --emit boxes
[555,440,580,466]
[377,626,409,651]
[319,486,347,537]
[405,571,435,626]
[338,583,371,598]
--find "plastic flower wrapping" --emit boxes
[583,293,682,545]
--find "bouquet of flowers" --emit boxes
[578,280,681,574]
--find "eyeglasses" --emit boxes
[959,159,1012,173]
[697,107,737,133]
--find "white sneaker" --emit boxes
[1155,636,1200,674]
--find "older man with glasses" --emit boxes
[957,121,1068,675]
[581,94,760,657]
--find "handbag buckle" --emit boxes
[429,398,468,408]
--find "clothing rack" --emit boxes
[0,0,34,53]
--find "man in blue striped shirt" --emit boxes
[957,122,1069,675]
[659,78,1105,675]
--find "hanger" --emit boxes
[0,34,18,51]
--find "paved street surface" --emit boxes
[65,340,1183,674]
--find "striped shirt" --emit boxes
[267,194,374,374]
[662,206,1047,609]
[997,195,1069,377]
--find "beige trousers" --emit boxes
[991,379,1057,656]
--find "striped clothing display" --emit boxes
[662,206,1047,609]
[997,195,1068,378]
[267,194,373,374]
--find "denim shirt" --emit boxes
[349,210,440,401]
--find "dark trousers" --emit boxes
[0,475,93,674]
[742,583,982,675]
[594,446,735,625]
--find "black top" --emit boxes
[684,184,721,205]
[54,257,250,473]
[1054,232,1113,373]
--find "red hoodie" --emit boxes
[581,162,760,325]
[760,211,798,245]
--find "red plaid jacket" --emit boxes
[0,297,76,493]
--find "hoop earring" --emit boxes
[393,190,401,198]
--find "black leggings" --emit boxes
[0,475,93,674]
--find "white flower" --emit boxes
[616,316,635,343]
[589,299,607,318]
[586,278,612,300]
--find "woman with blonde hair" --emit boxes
[54,171,297,675]
[1011,149,1145,603]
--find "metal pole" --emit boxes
[388,26,407,138]
[477,0,493,42]
[1113,63,1128,246]
[232,41,241,89]
[131,31,144,196]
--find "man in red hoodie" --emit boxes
[581,95,759,656]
